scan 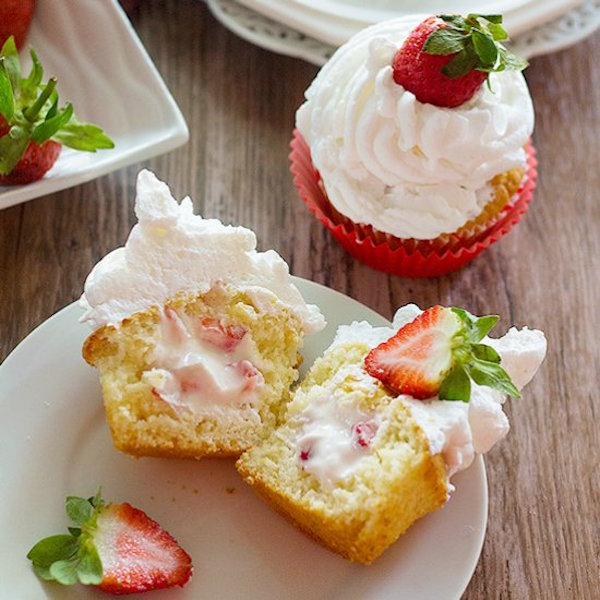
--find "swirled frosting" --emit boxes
[296,15,534,240]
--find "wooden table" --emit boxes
[1,2,598,598]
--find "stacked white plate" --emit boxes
[206,0,600,65]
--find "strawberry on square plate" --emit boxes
[0,0,188,210]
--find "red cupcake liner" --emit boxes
[289,129,538,278]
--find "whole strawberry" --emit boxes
[365,306,520,401]
[27,489,193,595]
[0,0,35,50]
[0,36,113,185]
[392,14,528,108]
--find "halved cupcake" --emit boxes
[237,304,546,563]
[81,170,325,458]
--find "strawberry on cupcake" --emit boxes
[291,14,537,277]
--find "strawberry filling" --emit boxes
[144,306,264,412]
[351,420,379,449]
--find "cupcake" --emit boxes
[80,170,325,458]
[237,304,547,563]
[291,14,537,277]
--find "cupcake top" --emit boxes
[80,170,325,334]
[292,304,546,485]
[296,15,534,240]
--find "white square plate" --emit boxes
[0,0,188,210]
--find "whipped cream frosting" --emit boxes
[293,304,546,487]
[80,170,325,334]
[296,15,534,240]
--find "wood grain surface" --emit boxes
[1,1,598,598]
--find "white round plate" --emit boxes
[0,278,487,600]
[235,0,582,46]
[208,0,600,66]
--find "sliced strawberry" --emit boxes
[94,503,192,595]
[235,359,263,391]
[392,14,527,108]
[365,306,521,402]
[0,0,35,50]
[27,490,193,594]
[365,306,461,399]
[351,420,379,449]
[196,317,247,353]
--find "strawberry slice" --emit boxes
[27,490,192,595]
[392,14,528,108]
[94,503,192,595]
[365,306,521,402]
[196,317,247,353]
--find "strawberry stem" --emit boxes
[23,77,56,122]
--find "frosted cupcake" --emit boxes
[81,170,325,459]
[291,14,537,277]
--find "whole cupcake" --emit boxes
[291,14,537,277]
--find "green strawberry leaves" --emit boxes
[439,307,521,402]
[0,36,114,176]
[423,14,528,79]
[27,490,104,587]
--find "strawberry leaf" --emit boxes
[21,49,44,104]
[466,358,522,398]
[50,557,80,585]
[488,22,508,41]
[66,495,93,526]
[439,365,471,402]
[471,343,501,363]
[77,542,103,585]
[0,37,21,91]
[442,46,478,79]
[426,13,527,78]
[0,60,15,122]
[472,29,499,68]
[0,125,30,174]
[423,29,468,55]
[472,14,503,24]
[27,534,79,566]
[53,120,115,151]
[32,102,73,144]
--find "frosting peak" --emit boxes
[80,170,325,334]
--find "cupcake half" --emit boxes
[81,170,325,458]
[237,304,547,563]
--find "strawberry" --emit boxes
[0,0,35,50]
[196,317,247,353]
[0,36,113,185]
[27,490,193,595]
[392,14,528,108]
[365,306,520,402]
